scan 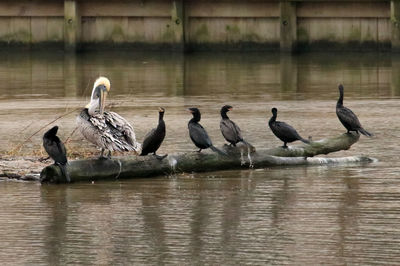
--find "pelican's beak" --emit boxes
[98,85,108,115]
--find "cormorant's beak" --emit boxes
[228,107,233,111]
[187,108,193,113]
[98,85,108,115]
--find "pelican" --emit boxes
[76,77,141,158]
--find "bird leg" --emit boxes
[240,149,245,166]
[282,143,288,149]
[197,149,202,153]
[99,148,106,159]
[247,145,254,168]
[99,148,110,159]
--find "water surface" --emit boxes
[1,51,400,264]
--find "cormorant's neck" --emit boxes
[337,90,343,106]
[269,113,276,124]
[158,112,164,121]
[157,112,165,129]
[43,132,53,139]
[221,110,229,119]
[190,113,201,123]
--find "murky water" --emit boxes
[1,51,400,264]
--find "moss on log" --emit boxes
[264,132,360,157]
[40,132,373,184]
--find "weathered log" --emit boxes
[40,132,375,184]
[264,132,360,157]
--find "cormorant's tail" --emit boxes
[210,145,228,156]
[300,138,310,144]
[57,163,70,183]
[358,128,373,137]
[155,154,168,160]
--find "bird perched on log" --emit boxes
[188,107,226,155]
[336,84,373,137]
[220,105,254,166]
[43,126,70,182]
[268,107,310,148]
[76,76,141,158]
[140,107,167,159]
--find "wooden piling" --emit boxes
[64,0,80,52]
[280,1,297,52]
[171,0,185,51]
[391,0,400,51]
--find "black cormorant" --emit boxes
[220,105,253,165]
[188,107,226,155]
[43,126,70,182]
[336,84,373,137]
[220,105,248,146]
[268,107,310,148]
[140,107,167,159]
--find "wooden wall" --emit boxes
[0,1,64,45]
[0,0,397,51]
[296,1,391,50]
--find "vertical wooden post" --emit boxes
[183,1,190,52]
[392,61,400,94]
[280,1,297,52]
[280,54,297,92]
[391,0,400,52]
[171,0,185,51]
[64,54,79,97]
[64,0,80,52]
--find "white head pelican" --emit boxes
[76,77,141,158]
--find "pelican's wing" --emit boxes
[76,109,114,151]
[77,109,141,153]
[86,113,123,152]
[104,111,142,153]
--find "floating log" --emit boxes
[40,132,374,184]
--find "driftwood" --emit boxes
[40,132,375,184]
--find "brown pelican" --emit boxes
[76,77,141,158]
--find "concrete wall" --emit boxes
[0,0,397,52]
